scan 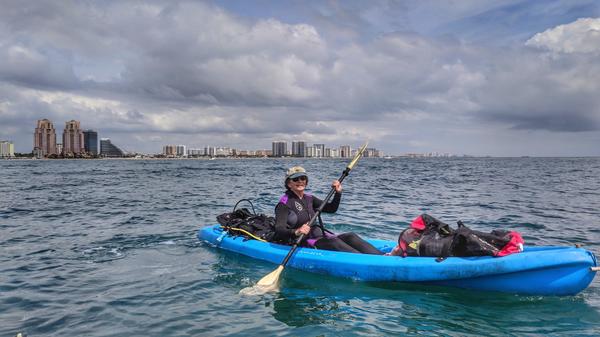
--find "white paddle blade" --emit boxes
[239,265,283,296]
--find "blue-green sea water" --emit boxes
[1,157,599,336]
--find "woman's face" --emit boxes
[287,176,308,194]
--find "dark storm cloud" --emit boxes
[92,1,328,108]
[1,1,324,105]
[0,42,80,90]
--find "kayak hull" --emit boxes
[198,224,597,296]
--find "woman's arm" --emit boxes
[312,191,341,213]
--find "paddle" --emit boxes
[240,141,369,295]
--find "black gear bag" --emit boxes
[216,199,277,242]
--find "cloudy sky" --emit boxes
[1,0,599,156]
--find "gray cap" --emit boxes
[285,166,308,180]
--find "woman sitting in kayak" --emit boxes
[274,166,382,254]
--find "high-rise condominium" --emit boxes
[176,145,187,157]
[63,120,84,155]
[292,141,306,157]
[0,140,15,158]
[33,119,57,157]
[272,141,287,157]
[162,145,177,156]
[83,130,98,155]
[313,144,325,158]
[340,145,351,158]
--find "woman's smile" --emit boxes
[291,181,306,189]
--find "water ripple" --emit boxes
[1,158,599,336]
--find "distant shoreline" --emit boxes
[2,155,599,161]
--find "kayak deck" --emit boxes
[198,224,597,296]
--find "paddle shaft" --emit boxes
[279,168,351,267]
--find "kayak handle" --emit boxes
[591,267,600,272]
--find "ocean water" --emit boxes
[1,157,599,336]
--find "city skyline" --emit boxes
[4,117,600,158]
[160,141,383,158]
[18,117,387,158]
[1,2,600,156]
[29,118,127,158]
[15,117,386,156]
[32,118,95,157]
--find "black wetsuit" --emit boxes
[274,190,382,255]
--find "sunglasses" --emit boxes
[291,176,307,182]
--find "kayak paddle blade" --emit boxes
[347,141,368,171]
[239,265,283,296]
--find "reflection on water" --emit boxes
[272,293,348,327]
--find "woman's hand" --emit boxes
[295,223,310,236]
[332,180,342,193]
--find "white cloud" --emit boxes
[1,2,600,156]
[526,17,600,53]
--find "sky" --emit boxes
[1,0,599,156]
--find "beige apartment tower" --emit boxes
[0,140,15,158]
[63,120,85,156]
[33,119,57,157]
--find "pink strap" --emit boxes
[411,215,426,230]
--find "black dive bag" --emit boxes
[216,199,277,242]
[399,214,518,258]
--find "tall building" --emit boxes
[364,148,382,158]
[0,140,15,158]
[62,120,84,156]
[313,144,325,158]
[272,141,287,157]
[176,145,187,157]
[340,145,351,158]
[100,138,124,157]
[162,145,177,156]
[305,145,315,157]
[83,130,98,155]
[204,146,216,157]
[292,141,306,157]
[33,119,57,157]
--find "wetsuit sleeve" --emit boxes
[312,192,341,213]
[274,202,296,242]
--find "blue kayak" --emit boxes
[198,224,598,296]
